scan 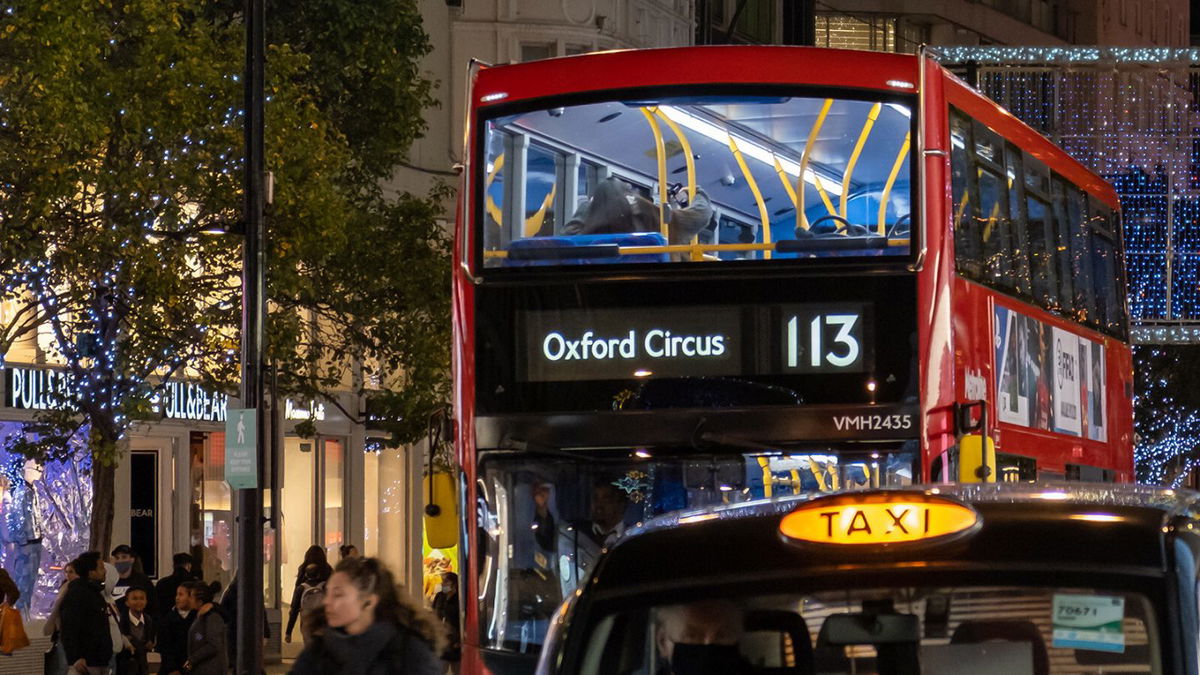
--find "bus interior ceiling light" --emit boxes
[656,105,844,194]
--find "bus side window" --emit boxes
[972,121,1011,291]
[1025,192,1056,310]
[1004,143,1032,298]
[1050,178,1075,316]
[950,110,983,280]
[1068,188,1097,328]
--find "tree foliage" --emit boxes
[0,0,449,553]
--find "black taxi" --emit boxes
[535,483,1200,674]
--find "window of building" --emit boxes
[565,44,590,56]
[731,0,777,43]
[520,43,554,63]
[815,14,897,52]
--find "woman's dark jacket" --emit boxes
[289,621,442,675]
[185,604,229,675]
[58,577,112,667]
[158,607,196,675]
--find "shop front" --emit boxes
[1,364,425,646]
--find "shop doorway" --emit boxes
[279,435,346,652]
[189,431,234,591]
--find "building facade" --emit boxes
[0,324,424,648]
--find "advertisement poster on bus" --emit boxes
[994,306,1105,442]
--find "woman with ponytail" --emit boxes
[290,557,444,675]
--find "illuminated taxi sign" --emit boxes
[779,492,980,547]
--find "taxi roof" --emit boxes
[593,483,1200,593]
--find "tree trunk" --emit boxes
[89,460,116,556]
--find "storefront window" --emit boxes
[281,437,315,599]
[322,438,345,560]
[190,431,233,591]
[363,447,379,557]
[0,422,91,618]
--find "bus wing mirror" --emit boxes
[424,470,460,549]
[958,434,996,483]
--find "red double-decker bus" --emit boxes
[449,46,1132,673]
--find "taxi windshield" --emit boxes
[477,93,914,268]
[578,586,1160,675]
[475,446,916,654]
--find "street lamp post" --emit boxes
[237,0,266,670]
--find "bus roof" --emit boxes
[593,484,1195,594]
[471,46,921,109]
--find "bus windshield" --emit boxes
[478,93,915,268]
[475,445,916,653]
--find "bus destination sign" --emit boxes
[521,307,740,382]
[521,303,871,382]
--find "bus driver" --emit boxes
[532,478,629,597]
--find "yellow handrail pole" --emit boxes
[485,152,505,227]
[654,109,696,202]
[640,108,670,235]
[774,157,798,206]
[729,136,772,261]
[807,464,826,492]
[983,198,1001,244]
[757,457,773,498]
[877,132,911,235]
[654,108,703,247]
[812,174,838,219]
[841,102,882,220]
[524,184,556,237]
[797,98,834,232]
[954,191,970,228]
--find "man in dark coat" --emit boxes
[110,544,155,613]
[158,584,196,675]
[218,573,269,666]
[59,551,114,674]
[154,552,196,622]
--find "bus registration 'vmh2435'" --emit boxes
[440,46,1133,674]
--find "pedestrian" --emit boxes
[44,561,77,674]
[157,584,196,675]
[115,587,155,675]
[431,572,460,673]
[181,580,227,675]
[218,574,269,666]
[289,556,445,675]
[59,551,113,675]
[294,545,333,589]
[109,545,154,613]
[338,544,360,560]
[154,553,196,622]
[285,563,328,647]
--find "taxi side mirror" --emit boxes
[958,434,996,483]
[424,470,459,549]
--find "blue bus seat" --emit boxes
[503,232,669,266]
